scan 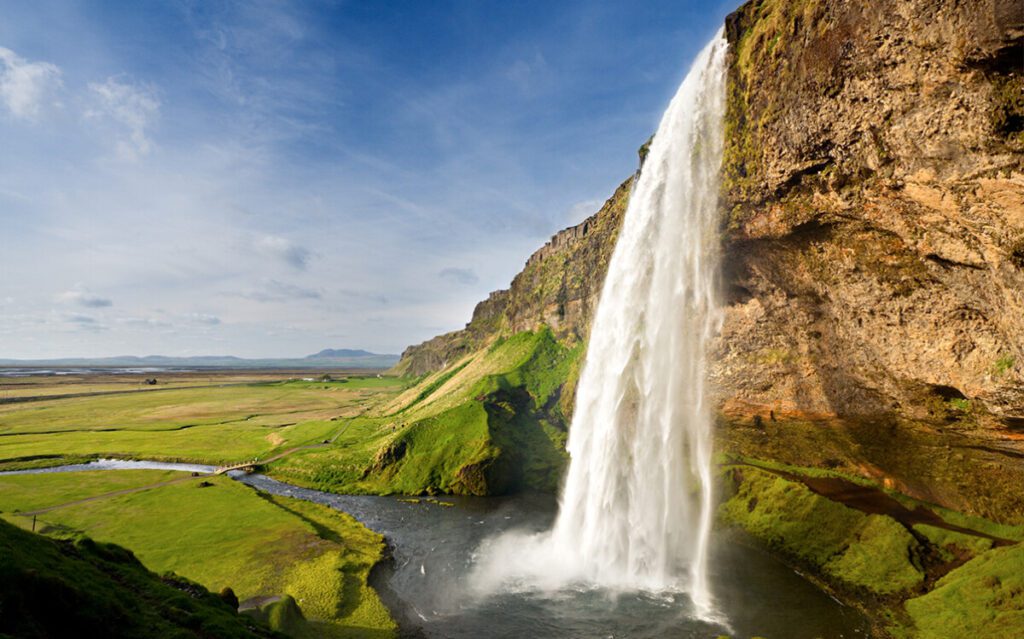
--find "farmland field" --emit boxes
[0,371,409,470]
[0,368,406,637]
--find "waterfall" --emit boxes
[471,29,728,621]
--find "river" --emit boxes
[6,460,870,638]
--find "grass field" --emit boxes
[0,370,399,400]
[0,344,584,636]
[0,518,278,638]
[0,373,409,469]
[0,470,396,638]
[0,337,577,498]
[0,371,409,636]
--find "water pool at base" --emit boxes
[238,474,871,639]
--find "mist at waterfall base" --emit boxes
[470,29,730,624]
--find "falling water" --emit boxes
[472,30,728,621]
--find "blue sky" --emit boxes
[0,0,736,358]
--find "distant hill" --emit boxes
[0,351,399,370]
[306,348,376,359]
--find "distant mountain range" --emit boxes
[0,349,399,370]
[306,348,376,359]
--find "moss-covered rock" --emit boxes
[719,466,924,595]
[904,544,1024,638]
[243,596,306,638]
[720,462,1024,636]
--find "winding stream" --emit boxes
[7,460,870,638]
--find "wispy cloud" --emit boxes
[186,313,222,326]
[505,51,550,95]
[438,267,479,286]
[564,198,604,226]
[0,46,62,119]
[239,279,321,302]
[64,313,106,332]
[0,1,731,358]
[57,288,113,308]
[116,316,172,329]
[253,235,312,270]
[86,76,160,160]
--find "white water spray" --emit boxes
[472,30,728,621]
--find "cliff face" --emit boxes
[717,0,1024,422]
[395,0,1024,521]
[395,177,631,377]
[714,0,1024,524]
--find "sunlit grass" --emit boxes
[0,470,397,638]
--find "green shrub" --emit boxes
[993,355,1016,377]
[946,397,972,412]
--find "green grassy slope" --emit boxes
[904,544,1024,639]
[270,328,582,496]
[0,518,281,639]
[0,471,396,639]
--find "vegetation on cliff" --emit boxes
[273,328,581,495]
[721,463,1024,637]
[720,467,926,596]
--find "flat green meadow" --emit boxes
[0,375,409,468]
[0,370,410,637]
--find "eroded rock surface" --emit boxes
[717,0,1024,424]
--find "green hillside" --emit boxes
[271,328,582,495]
[0,518,279,639]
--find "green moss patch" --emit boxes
[904,544,1024,638]
[720,467,924,595]
[912,524,994,562]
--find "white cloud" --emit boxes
[564,198,603,226]
[57,287,113,308]
[438,267,479,286]
[239,279,321,302]
[253,234,312,270]
[86,77,160,160]
[0,46,62,119]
